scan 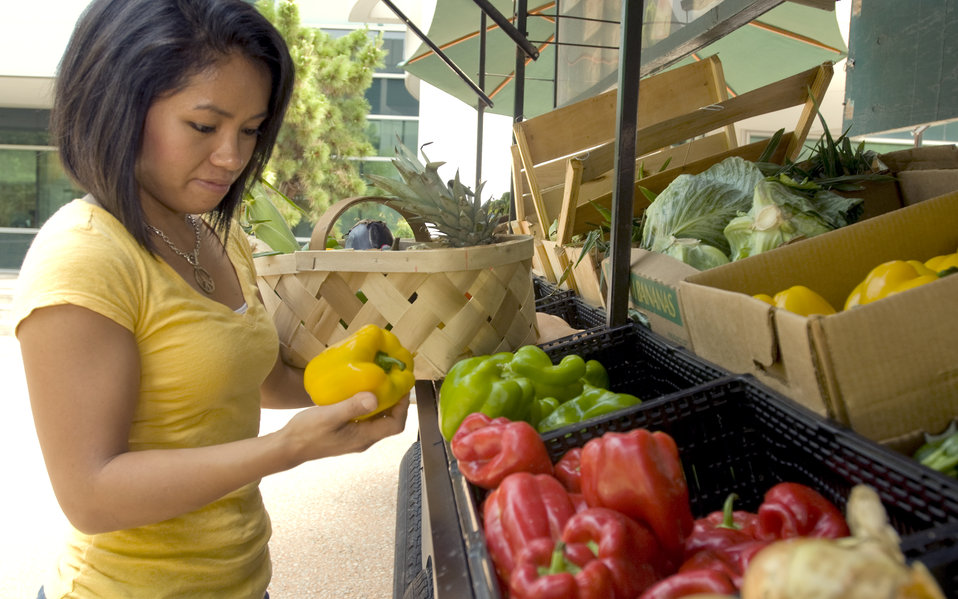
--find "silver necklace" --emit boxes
[147,214,216,294]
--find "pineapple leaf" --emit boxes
[366,140,506,247]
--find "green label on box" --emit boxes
[628,272,683,326]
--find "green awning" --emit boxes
[401,1,846,118]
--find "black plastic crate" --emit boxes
[532,275,575,305]
[537,322,729,398]
[535,293,606,331]
[432,324,731,598]
[444,376,958,598]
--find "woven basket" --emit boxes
[254,196,539,380]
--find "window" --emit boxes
[0,147,83,229]
[378,30,407,75]
[0,108,84,231]
[365,77,419,117]
[366,118,419,156]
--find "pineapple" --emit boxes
[366,142,507,247]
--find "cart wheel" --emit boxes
[401,558,434,599]
[393,440,423,598]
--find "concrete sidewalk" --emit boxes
[1,322,419,598]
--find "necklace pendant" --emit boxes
[193,265,216,294]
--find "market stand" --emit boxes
[395,290,958,599]
[385,1,958,598]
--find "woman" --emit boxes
[13,0,410,597]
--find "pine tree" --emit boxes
[256,1,385,224]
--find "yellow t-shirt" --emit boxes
[14,198,279,598]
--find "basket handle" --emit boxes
[309,195,432,250]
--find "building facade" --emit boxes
[0,3,420,270]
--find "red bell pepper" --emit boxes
[482,472,578,585]
[579,428,694,567]
[569,492,589,513]
[509,507,664,599]
[678,540,768,589]
[683,493,760,559]
[756,482,849,541]
[636,568,737,599]
[554,447,583,493]
[508,539,616,599]
[450,412,553,490]
[680,492,769,589]
[561,507,665,597]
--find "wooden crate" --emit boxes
[510,58,834,300]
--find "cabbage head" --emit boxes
[724,179,833,261]
[659,237,730,270]
[641,157,765,256]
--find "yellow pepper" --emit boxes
[844,259,939,310]
[766,285,836,316]
[925,251,958,274]
[303,324,415,419]
[753,293,775,305]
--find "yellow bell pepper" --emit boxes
[303,324,415,419]
[770,285,836,316]
[844,259,939,310]
[753,293,775,305]
[925,251,958,274]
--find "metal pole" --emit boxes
[476,12,487,193]
[607,0,643,327]
[380,0,494,109]
[471,0,540,60]
[553,0,560,109]
[514,0,528,124]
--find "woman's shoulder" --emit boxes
[18,197,145,297]
[15,198,146,332]
[30,197,141,262]
[42,195,128,235]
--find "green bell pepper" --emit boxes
[507,344,588,403]
[536,384,642,433]
[438,352,535,440]
[530,396,561,428]
[438,345,616,440]
[583,359,610,389]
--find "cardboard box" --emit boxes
[602,250,697,347]
[609,146,958,349]
[678,191,958,448]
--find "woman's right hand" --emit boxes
[276,391,411,466]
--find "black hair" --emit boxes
[50,0,295,250]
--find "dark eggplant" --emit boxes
[345,219,394,250]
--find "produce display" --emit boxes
[302,324,414,419]
[739,485,945,599]
[444,413,943,599]
[438,344,640,440]
[753,285,836,317]
[753,247,958,316]
[844,256,953,309]
[639,156,864,270]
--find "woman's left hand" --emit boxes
[273,391,411,466]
